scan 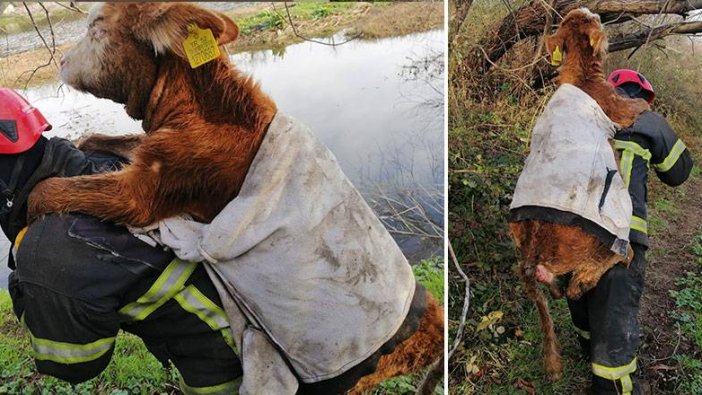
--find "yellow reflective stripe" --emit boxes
[174,285,236,352]
[119,259,198,321]
[179,376,241,395]
[631,215,647,234]
[592,358,637,380]
[174,285,230,331]
[573,326,590,340]
[653,139,686,172]
[614,140,652,162]
[29,332,115,364]
[622,374,633,393]
[12,226,29,260]
[14,227,28,248]
[620,150,635,187]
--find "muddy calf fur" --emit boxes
[26,2,443,392]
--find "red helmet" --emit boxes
[0,88,52,154]
[607,69,655,104]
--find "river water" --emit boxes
[0,29,445,287]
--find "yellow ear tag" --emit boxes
[590,37,596,48]
[183,24,220,69]
[551,45,563,66]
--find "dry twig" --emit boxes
[448,240,470,360]
[16,2,59,89]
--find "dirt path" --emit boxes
[638,136,702,392]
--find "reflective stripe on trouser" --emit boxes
[174,284,237,352]
[592,358,637,395]
[180,377,241,395]
[573,325,590,340]
[119,259,198,321]
[566,243,647,395]
[630,215,647,235]
[20,314,115,365]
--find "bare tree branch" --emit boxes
[52,1,85,14]
[449,0,474,45]
[17,2,59,89]
[448,240,470,360]
[467,0,702,75]
[609,20,702,51]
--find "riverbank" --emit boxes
[0,2,443,89]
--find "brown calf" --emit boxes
[509,8,641,381]
[27,2,442,393]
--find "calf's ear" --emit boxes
[586,28,607,57]
[545,34,564,66]
[216,13,239,45]
[124,3,239,59]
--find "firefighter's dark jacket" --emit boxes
[6,137,242,390]
[2,136,121,269]
[614,110,693,246]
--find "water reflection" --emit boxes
[0,29,444,286]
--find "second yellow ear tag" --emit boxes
[551,46,563,66]
[183,24,220,69]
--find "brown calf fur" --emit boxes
[26,3,442,392]
[509,8,640,381]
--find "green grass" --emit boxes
[237,3,354,36]
[0,258,443,394]
[413,257,445,302]
[669,269,702,393]
[0,288,175,394]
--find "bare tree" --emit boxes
[465,0,702,79]
[450,0,474,46]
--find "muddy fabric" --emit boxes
[509,84,632,256]
[613,111,693,247]
[239,327,299,395]
[566,242,646,395]
[141,113,416,383]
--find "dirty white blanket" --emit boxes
[139,113,416,385]
[509,84,632,256]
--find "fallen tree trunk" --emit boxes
[609,20,702,51]
[467,0,702,75]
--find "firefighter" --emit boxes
[0,88,241,394]
[566,70,693,395]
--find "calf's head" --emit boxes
[545,8,607,68]
[60,2,239,119]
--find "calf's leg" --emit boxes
[347,293,444,394]
[519,261,563,381]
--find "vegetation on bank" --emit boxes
[448,0,702,393]
[0,2,443,89]
[0,259,444,394]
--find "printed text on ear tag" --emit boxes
[551,46,563,66]
[183,24,220,69]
